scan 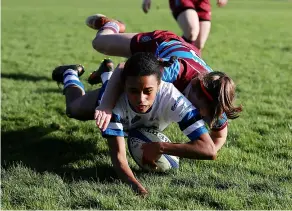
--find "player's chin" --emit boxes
[135,105,149,113]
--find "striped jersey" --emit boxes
[102,81,208,141]
[156,40,228,130]
[156,40,213,92]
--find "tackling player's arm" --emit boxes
[95,63,125,131]
[143,131,216,161]
[204,113,228,152]
[142,84,217,163]
[210,126,228,152]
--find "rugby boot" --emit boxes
[85,14,126,33]
[52,64,85,84]
[88,59,114,85]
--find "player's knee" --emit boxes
[66,105,93,121]
[190,31,199,42]
[184,29,199,42]
[66,105,75,119]
[66,105,82,120]
[92,38,101,52]
[92,37,109,54]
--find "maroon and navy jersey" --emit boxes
[155,39,213,92]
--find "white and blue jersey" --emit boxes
[102,81,208,142]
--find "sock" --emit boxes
[99,22,120,34]
[101,71,113,85]
[96,80,109,106]
[63,69,85,94]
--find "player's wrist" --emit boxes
[157,142,165,154]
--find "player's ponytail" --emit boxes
[158,56,178,68]
[198,71,243,126]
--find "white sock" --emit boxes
[100,22,120,34]
[101,71,113,84]
[63,69,85,94]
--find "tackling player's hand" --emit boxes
[142,0,151,13]
[141,142,162,169]
[94,107,112,131]
[217,0,228,7]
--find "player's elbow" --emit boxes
[205,144,217,160]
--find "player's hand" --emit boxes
[217,0,228,7]
[141,142,162,169]
[131,183,149,197]
[94,107,112,131]
[142,0,151,13]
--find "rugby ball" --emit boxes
[127,128,179,172]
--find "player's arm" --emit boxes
[103,109,148,196]
[217,0,228,7]
[142,0,152,13]
[95,63,125,131]
[159,132,216,159]
[207,113,228,152]
[210,126,228,152]
[107,136,148,196]
[142,130,216,165]
[143,84,216,161]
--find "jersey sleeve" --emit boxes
[204,113,228,131]
[102,108,125,137]
[163,84,208,141]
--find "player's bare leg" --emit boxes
[194,21,211,53]
[86,14,136,57]
[52,65,100,120]
[177,9,200,44]
[65,88,100,121]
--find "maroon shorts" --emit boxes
[131,30,186,54]
[169,0,211,21]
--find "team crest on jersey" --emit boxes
[140,36,152,43]
[171,96,184,111]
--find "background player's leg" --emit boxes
[177,9,200,44]
[194,21,211,53]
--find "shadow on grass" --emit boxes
[1,126,119,183]
[1,73,51,82]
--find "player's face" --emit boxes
[125,75,159,113]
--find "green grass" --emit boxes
[1,0,292,209]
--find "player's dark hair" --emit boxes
[195,71,243,126]
[121,52,163,83]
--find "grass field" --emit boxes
[1,0,292,209]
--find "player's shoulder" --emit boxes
[159,81,177,94]
[158,81,186,102]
